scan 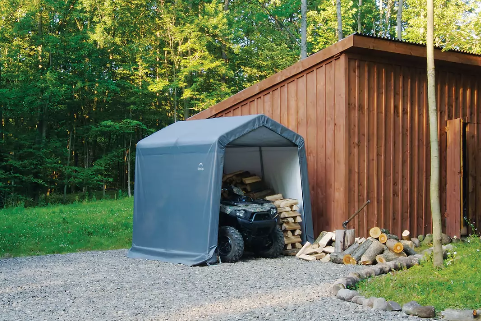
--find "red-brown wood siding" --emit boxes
[346,55,481,237]
[215,56,348,235]
[191,37,481,238]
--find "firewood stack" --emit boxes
[264,194,303,254]
[296,227,421,264]
[222,171,273,199]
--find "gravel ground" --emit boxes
[0,250,426,321]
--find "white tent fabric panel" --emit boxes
[261,147,304,216]
[223,147,262,177]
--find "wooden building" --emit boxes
[190,34,481,238]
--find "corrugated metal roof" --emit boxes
[351,32,481,57]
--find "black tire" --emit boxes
[218,226,244,263]
[253,226,285,258]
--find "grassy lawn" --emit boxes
[0,198,134,258]
[356,236,481,311]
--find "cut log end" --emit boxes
[386,238,404,253]
[343,254,354,265]
[402,229,411,241]
[369,226,382,238]
[378,233,388,244]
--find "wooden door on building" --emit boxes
[446,118,464,237]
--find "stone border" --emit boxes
[330,251,481,320]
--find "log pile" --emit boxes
[222,171,274,199]
[297,227,422,264]
[265,194,303,254]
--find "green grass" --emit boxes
[0,198,134,258]
[356,236,481,311]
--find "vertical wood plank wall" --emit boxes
[346,54,481,237]
[218,56,348,235]
[209,52,481,238]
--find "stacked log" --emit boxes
[265,194,303,253]
[295,231,336,261]
[305,227,422,266]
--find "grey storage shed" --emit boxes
[128,114,314,265]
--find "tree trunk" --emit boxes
[300,0,307,59]
[357,0,362,33]
[63,130,72,202]
[386,238,404,253]
[336,0,343,40]
[334,229,355,252]
[396,0,403,40]
[127,134,132,198]
[351,238,373,264]
[427,0,443,268]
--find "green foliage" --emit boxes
[0,198,134,258]
[356,237,481,311]
[1,0,479,207]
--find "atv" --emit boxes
[217,185,285,263]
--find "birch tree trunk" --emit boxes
[427,0,443,268]
[336,0,343,40]
[301,0,307,59]
[396,0,403,40]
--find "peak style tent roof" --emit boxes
[128,115,314,266]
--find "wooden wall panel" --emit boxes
[346,55,481,237]
[197,48,481,238]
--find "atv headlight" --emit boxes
[235,210,247,218]
[270,208,277,215]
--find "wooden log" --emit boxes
[279,199,299,208]
[281,222,301,231]
[400,240,414,249]
[242,176,261,184]
[265,194,284,201]
[386,239,404,253]
[294,229,302,236]
[401,241,417,256]
[298,254,316,261]
[285,243,292,250]
[380,228,390,234]
[278,207,293,214]
[322,246,335,253]
[411,237,421,247]
[283,249,299,256]
[313,253,326,260]
[357,237,366,243]
[280,210,300,217]
[402,230,411,240]
[369,227,382,238]
[351,238,374,264]
[294,242,302,249]
[291,205,300,211]
[295,241,312,257]
[313,231,328,244]
[330,252,344,264]
[273,199,285,207]
[317,231,335,248]
[386,234,399,240]
[245,181,266,192]
[283,230,293,237]
[284,236,302,244]
[375,250,407,263]
[378,233,388,244]
[360,240,385,265]
[342,242,360,264]
[334,229,356,252]
[294,216,302,223]
[222,170,245,181]
[320,254,331,262]
[281,217,295,223]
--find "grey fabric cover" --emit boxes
[128,115,314,266]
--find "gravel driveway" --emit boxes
[0,250,423,321]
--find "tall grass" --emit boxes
[356,235,481,311]
[0,198,134,258]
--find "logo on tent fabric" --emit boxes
[198,163,204,171]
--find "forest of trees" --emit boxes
[0,0,480,207]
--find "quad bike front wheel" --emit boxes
[253,226,284,258]
[218,226,244,263]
